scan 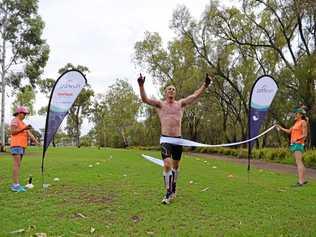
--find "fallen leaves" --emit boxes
[131,215,141,223]
[75,212,87,219]
[10,229,25,234]
[90,227,96,234]
[201,187,209,192]
[34,233,47,237]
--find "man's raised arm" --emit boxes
[138,73,161,108]
[180,73,213,107]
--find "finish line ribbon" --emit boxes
[141,154,164,166]
[160,125,276,147]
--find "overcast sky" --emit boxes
[8,0,236,134]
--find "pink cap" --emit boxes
[14,106,30,116]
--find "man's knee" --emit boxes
[164,158,172,170]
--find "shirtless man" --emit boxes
[138,73,212,204]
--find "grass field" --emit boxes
[0,147,315,236]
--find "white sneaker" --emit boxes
[161,192,172,204]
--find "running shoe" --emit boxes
[161,191,172,204]
[10,184,26,192]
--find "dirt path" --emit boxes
[189,152,316,180]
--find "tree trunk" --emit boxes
[310,119,316,147]
[0,20,7,152]
[309,103,316,147]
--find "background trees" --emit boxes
[91,79,141,148]
[2,0,314,149]
[132,0,315,148]
[0,0,49,150]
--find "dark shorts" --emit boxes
[10,146,25,156]
[160,135,183,160]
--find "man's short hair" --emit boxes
[164,83,176,91]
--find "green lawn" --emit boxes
[0,147,315,236]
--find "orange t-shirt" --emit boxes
[290,119,305,144]
[10,118,28,148]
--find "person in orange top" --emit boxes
[277,108,308,186]
[10,106,39,192]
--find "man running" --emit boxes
[10,106,39,192]
[138,73,212,204]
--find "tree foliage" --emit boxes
[92,79,141,147]
[132,0,316,147]
[0,0,49,148]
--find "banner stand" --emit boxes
[41,69,87,188]
[247,75,278,172]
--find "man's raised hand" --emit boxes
[205,73,213,87]
[137,73,145,86]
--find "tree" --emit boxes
[65,87,94,147]
[106,79,140,147]
[134,28,249,143]
[92,79,141,148]
[0,0,49,150]
[169,4,260,141]
[212,0,316,145]
[12,85,36,115]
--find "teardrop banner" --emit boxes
[41,70,87,173]
[248,75,278,170]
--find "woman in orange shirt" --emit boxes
[10,106,39,192]
[277,108,308,186]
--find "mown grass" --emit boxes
[0,147,315,236]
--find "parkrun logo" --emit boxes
[58,83,82,89]
[256,85,273,93]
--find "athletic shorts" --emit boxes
[160,135,183,160]
[10,146,25,156]
[290,143,304,153]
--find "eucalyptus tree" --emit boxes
[213,0,316,144]
[0,0,49,149]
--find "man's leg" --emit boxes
[171,145,182,198]
[171,160,180,197]
[161,143,173,204]
[163,158,173,192]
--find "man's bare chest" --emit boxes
[159,103,183,116]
